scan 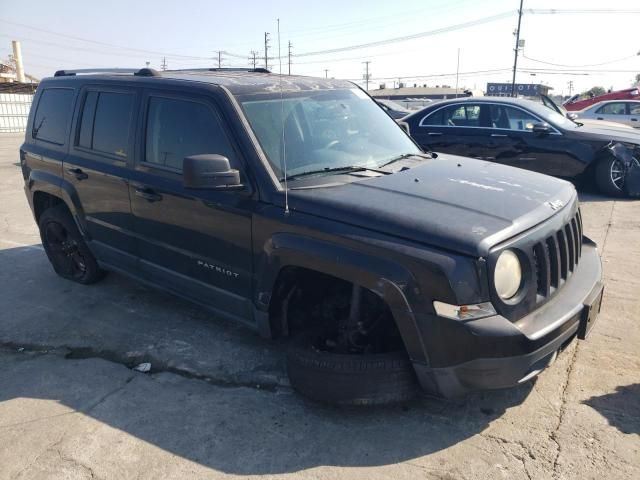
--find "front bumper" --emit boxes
[413,240,602,398]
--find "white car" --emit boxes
[574,100,640,128]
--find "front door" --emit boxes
[65,85,139,267]
[130,90,254,322]
[481,104,584,177]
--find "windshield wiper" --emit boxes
[379,152,433,168]
[280,165,390,182]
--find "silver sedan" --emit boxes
[574,100,640,128]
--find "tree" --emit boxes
[635,73,640,85]
[581,86,606,98]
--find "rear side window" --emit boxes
[422,104,480,127]
[78,91,134,158]
[145,96,236,171]
[596,102,627,115]
[32,88,75,145]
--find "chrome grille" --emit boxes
[532,209,583,303]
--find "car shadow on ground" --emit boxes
[583,384,640,436]
[0,243,537,475]
[0,348,536,475]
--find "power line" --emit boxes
[525,8,640,15]
[522,53,639,68]
[0,18,213,60]
[291,11,515,58]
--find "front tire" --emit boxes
[286,331,418,406]
[595,156,625,197]
[38,205,105,284]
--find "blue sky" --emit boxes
[0,0,638,95]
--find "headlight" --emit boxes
[494,250,522,300]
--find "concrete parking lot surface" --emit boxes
[1,133,638,479]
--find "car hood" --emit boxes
[572,124,640,143]
[287,155,577,257]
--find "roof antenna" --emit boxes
[277,18,290,215]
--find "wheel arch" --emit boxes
[28,170,88,234]
[254,233,429,364]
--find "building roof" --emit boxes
[369,87,466,97]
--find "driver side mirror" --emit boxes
[183,154,241,189]
[532,122,551,135]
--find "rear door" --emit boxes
[412,103,491,158]
[625,102,640,127]
[65,85,139,268]
[129,89,254,322]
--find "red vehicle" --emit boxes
[563,87,640,111]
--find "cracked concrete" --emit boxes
[1,133,639,479]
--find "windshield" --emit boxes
[238,88,421,181]
[522,100,578,129]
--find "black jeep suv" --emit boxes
[20,68,603,404]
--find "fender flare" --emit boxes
[255,232,430,363]
[28,170,88,235]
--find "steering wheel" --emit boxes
[325,140,341,149]
[448,119,456,126]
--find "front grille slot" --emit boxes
[531,209,583,305]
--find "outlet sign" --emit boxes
[487,83,542,96]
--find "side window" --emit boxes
[77,91,134,158]
[489,105,539,131]
[32,88,75,145]
[629,103,640,115]
[422,104,481,127]
[145,96,236,171]
[596,102,626,115]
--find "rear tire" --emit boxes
[38,205,105,284]
[595,156,625,197]
[286,331,418,406]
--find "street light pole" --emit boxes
[455,48,460,98]
[511,0,524,97]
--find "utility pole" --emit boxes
[568,80,574,96]
[324,69,329,79]
[510,0,524,97]
[287,41,293,75]
[249,50,259,69]
[264,32,270,70]
[160,57,168,71]
[362,61,371,91]
[455,48,460,98]
[214,50,223,68]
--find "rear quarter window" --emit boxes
[32,88,75,145]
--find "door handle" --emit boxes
[427,132,442,136]
[597,117,604,120]
[631,118,638,122]
[134,187,163,202]
[66,167,88,180]
[490,133,508,137]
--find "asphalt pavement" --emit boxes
[0,133,638,480]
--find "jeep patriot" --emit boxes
[20,68,603,404]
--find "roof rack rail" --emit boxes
[54,68,160,77]
[164,67,271,74]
